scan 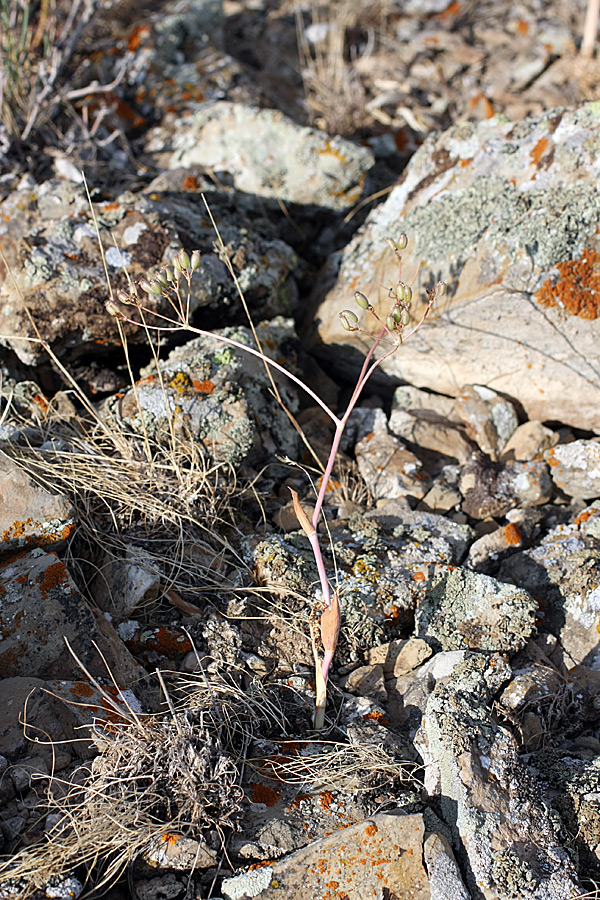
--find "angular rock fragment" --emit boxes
[460,457,552,518]
[414,564,536,652]
[0,454,76,551]
[419,653,581,899]
[355,430,430,500]
[456,384,519,459]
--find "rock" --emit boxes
[393,385,461,422]
[338,663,387,703]
[544,440,600,499]
[415,564,537,652]
[501,421,558,461]
[133,874,184,900]
[465,509,543,573]
[386,649,467,736]
[91,546,161,618]
[0,179,181,366]
[0,454,76,551]
[364,503,474,562]
[0,676,67,760]
[497,526,600,669]
[340,406,388,452]
[460,457,552,518]
[456,385,519,459]
[142,833,217,869]
[314,104,600,432]
[424,832,470,900]
[222,812,429,900]
[9,756,49,792]
[420,477,463,512]
[0,550,144,684]
[365,637,432,676]
[355,430,430,501]
[108,319,299,467]
[153,101,374,211]
[498,663,564,749]
[418,653,581,899]
[389,407,475,464]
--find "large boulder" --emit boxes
[314,103,600,431]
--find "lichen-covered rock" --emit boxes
[355,430,431,501]
[104,318,299,466]
[419,653,581,899]
[223,812,429,900]
[0,179,182,365]
[497,522,600,668]
[501,421,558,462]
[148,101,374,211]
[460,457,552,518]
[456,384,519,460]
[0,550,143,684]
[0,454,76,551]
[314,103,600,432]
[544,440,600,499]
[246,510,473,667]
[414,564,537,652]
[424,832,470,900]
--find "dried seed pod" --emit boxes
[402,309,411,325]
[386,314,396,331]
[396,233,408,251]
[106,300,125,318]
[404,285,412,304]
[385,237,397,253]
[395,283,406,302]
[355,291,370,309]
[393,308,403,323]
[117,289,132,304]
[437,281,447,296]
[190,250,201,271]
[178,249,190,270]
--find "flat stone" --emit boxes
[314,104,600,432]
[0,550,144,684]
[388,408,475,463]
[501,421,558,461]
[456,385,519,460]
[365,637,432,677]
[222,812,429,900]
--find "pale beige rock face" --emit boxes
[314,103,600,431]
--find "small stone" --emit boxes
[424,832,470,900]
[10,756,49,792]
[389,408,475,463]
[456,384,519,459]
[545,440,600,499]
[355,431,430,501]
[501,420,558,461]
[365,638,432,677]
[460,458,552,518]
[338,664,387,703]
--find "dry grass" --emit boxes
[295,0,393,136]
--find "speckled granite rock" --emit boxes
[418,653,581,899]
[314,103,600,431]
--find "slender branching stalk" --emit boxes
[106,234,445,728]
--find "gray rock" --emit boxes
[497,526,600,669]
[155,101,374,211]
[91,545,161,618]
[9,756,49,792]
[0,676,64,760]
[544,439,600,499]
[142,834,217,869]
[386,649,467,736]
[424,832,470,900]
[108,318,299,467]
[355,430,430,501]
[364,504,474,562]
[415,564,537,652]
[419,653,581,899]
[460,457,552,518]
[314,104,600,432]
[0,454,76,551]
[365,636,432,677]
[223,812,429,900]
[456,385,519,460]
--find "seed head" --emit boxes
[191,250,201,271]
[178,249,190,271]
[396,233,408,251]
[354,291,370,310]
[437,281,447,296]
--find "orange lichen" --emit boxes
[413,571,426,582]
[319,791,335,810]
[192,378,215,394]
[364,823,378,837]
[530,136,548,165]
[38,560,68,598]
[437,0,461,17]
[251,782,281,806]
[362,710,389,726]
[503,523,522,546]
[516,19,529,34]
[182,175,199,191]
[537,248,600,319]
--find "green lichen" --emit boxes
[491,849,538,899]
